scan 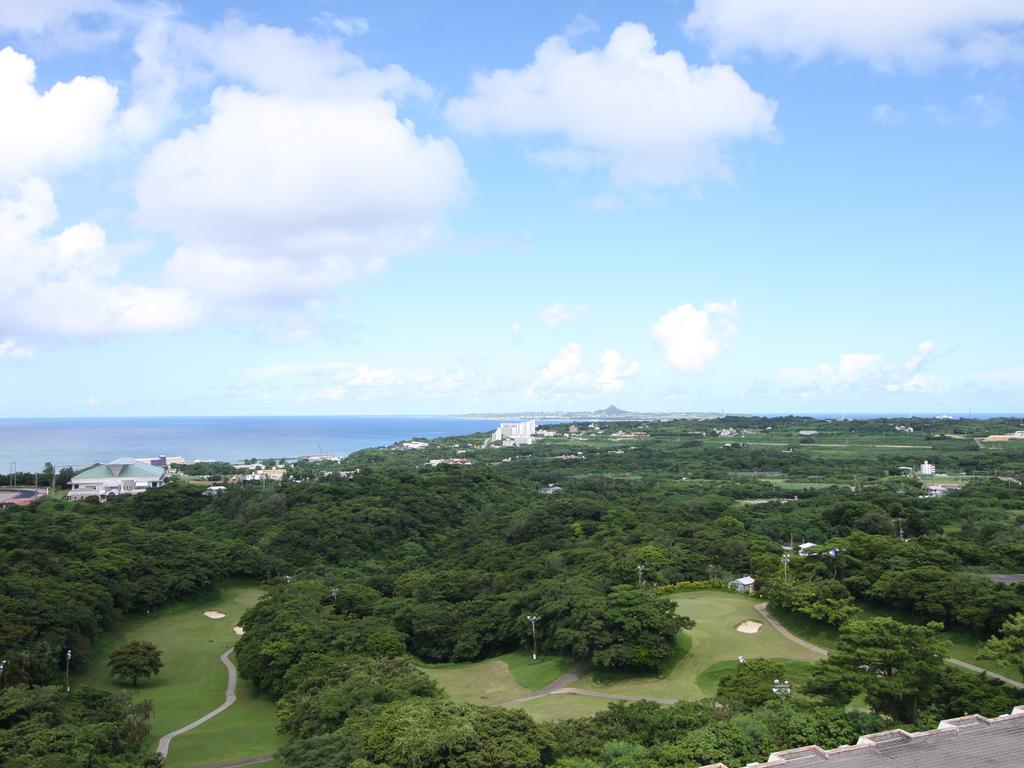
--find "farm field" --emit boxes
[77,581,281,767]
[575,591,821,701]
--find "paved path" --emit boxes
[157,649,238,759]
[755,602,1024,690]
[754,602,828,656]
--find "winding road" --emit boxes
[157,649,238,760]
[755,602,1024,690]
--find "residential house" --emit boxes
[69,459,167,500]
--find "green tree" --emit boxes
[716,658,786,711]
[808,617,948,723]
[108,641,164,687]
[980,611,1024,679]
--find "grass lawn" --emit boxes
[418,650,575,706]
[510,694,612,721]
[768,602,1022,682]
[77,581,282,766]
[575,591,822,701]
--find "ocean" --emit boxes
[0,416,510,471]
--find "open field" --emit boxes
[768,602,1023,682]
[418,650,575,706]
[512,693,612,720]
[575,591,822,702]
[77,581,282,767]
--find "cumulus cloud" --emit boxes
[536,342,588,389]
[0,47,118,178]
[0,178,200,340]
[538,303,586,326]
[773,340,947,396]
[0,338,34,359]
[445,22,776,187]
[652,300,738,374]
[596,349,640,392]
[685,0,1024,70]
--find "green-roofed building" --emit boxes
[69,458,167,500]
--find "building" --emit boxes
[699,706,1024,768]
[492,420,537,447]
[798,429,819,436]
[797,542,818,557]
[728,576,756,593]
[920,460,937,476]
[68,458,167,500]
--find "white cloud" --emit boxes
[872,103,906,126]
[538,303,586,326]
[0,47,118,178]
[596,349,640,392]
[445,22,776,187]
[0,338,34,359]
[536,342,589,390]
[685,0,1024,70]
[138,87,468,306]
[0,178,200,340]
[774,341,947,396]
[652,300,738,374]
[315,13,370,38]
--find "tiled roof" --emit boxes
[701,706,1024,768]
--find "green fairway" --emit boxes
[694,658,818,697]
[419,649,575,705]
[575,591,822,701]
[77,582,282,766]
[510,693,612,720]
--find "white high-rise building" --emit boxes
[920,460,936,476]
[493,420,537,447]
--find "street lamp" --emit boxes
[64,650,72,693]
[0,659,7,688]
[772,678,791,698]
[782,553,791,581]
[636,564,646,587]
[526,615,542,661]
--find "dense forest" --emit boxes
[2,416,1023,767]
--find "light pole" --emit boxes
[636,563,646,587]
[0,659,7,688]
[782,553,791,581]
[772,678,791,698]
[64,650,72,693]
[526,615,542,661]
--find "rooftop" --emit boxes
[72,459,167,481]
[701,706,1024,768]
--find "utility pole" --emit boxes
[0,659,6,688]
[896,518,905,541]
[64,650,72,693]
[636,563,646,587]
[526,615,542,661]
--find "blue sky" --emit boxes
[1,1,1022,416]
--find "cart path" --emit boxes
[499,658,589,706]
[755,602,1024,690]
[754,602,829,656]
[156,649,237,759]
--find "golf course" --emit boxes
[78,581,281,768]
[422,590,822,720]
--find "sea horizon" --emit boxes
[2,412,1022,473]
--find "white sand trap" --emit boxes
[233,626,244,635]
[203,611,226,619]
[737,621,762,634]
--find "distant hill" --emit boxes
[454,404,723,421]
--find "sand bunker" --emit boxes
[203,610,226,619]
[736,621,762,634]
[233,626,244,635]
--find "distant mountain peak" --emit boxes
[596,405,628,415]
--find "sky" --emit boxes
[1,0,1022,417]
